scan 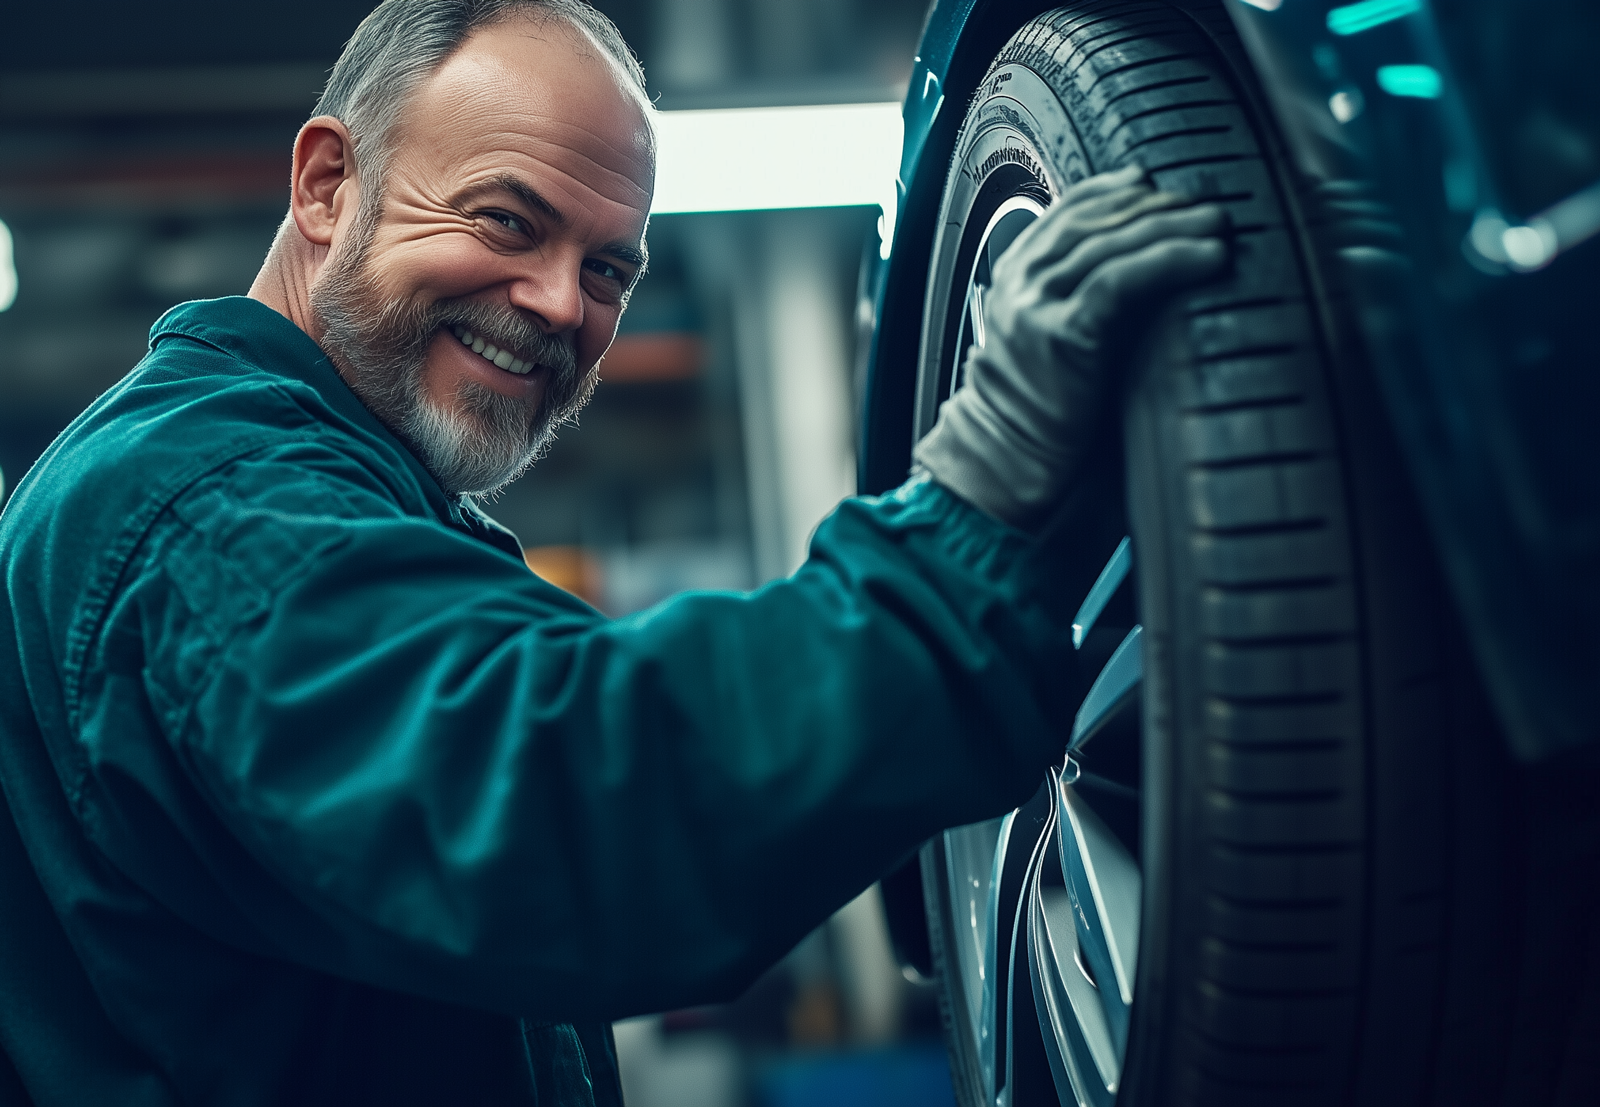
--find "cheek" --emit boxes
[575,308,622,369]
[371,232,504,303]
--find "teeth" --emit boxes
[449,325,533,375]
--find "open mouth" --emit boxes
[450,324,537,376]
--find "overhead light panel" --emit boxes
[650,102,903,245]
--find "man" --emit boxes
[0,1,1227,1103]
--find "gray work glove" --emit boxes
[913,165,1230,527]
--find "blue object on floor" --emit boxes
[755,1043,957,1107]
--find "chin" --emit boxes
[403,386,545,498]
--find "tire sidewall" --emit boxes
[914,64,1091,442]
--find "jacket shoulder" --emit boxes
[0,327,418,741]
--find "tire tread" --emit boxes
[997,5,1373,1096]
[920,2,1450,1103]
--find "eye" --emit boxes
[485,211,530,237]
[580,258,632,305]
[584,258,625,283]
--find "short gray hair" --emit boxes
[313,0,648,199]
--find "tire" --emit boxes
[907,3,1523,1105]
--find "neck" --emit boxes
[249,218,326,338]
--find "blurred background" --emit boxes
[0,1,949,1104]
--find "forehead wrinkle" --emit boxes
[474,114,654,194]
[401,79,651,222]
[460,136,652,212]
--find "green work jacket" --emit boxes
[0,297,1114,1105]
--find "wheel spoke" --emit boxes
[941,813,1009,1102]
[1058,778,1142,1054]
[1041,542,1144,1105]
[1070,625,1142,751]
[979,813,1012,1096]
[1072,536,1132,649]
[1028,775,1119,1106]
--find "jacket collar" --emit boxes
[147,297,514,550]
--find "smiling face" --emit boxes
[308,14,655,497]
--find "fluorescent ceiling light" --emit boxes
[650,102,903,243]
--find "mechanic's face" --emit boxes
[311,18,654,496]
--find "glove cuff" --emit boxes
[913,389,1059,528]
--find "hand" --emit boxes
[913,165,1231,527]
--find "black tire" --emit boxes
[908,3,1523,1105]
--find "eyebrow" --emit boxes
[464,172,649,274]
[606,239,649,273]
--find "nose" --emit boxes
[507,251,584,334]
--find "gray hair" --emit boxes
[312,0,648,202]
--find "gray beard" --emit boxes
[307,209,593,499]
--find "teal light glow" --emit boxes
[1326,0,1422,36]
[1377,64,1443,98]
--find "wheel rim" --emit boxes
[929,166,1147,1105]
[942,536,1143,1107]
[936,185,1045,1101]
[949,195,1046,401]
[940,531,1145,1100]
[912,54,1150,1104]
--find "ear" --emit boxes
[290,116,360,247]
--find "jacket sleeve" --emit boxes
[75,439,1122,1021]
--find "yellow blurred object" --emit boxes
[786,981,844,1048]
[522,545,604,609]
